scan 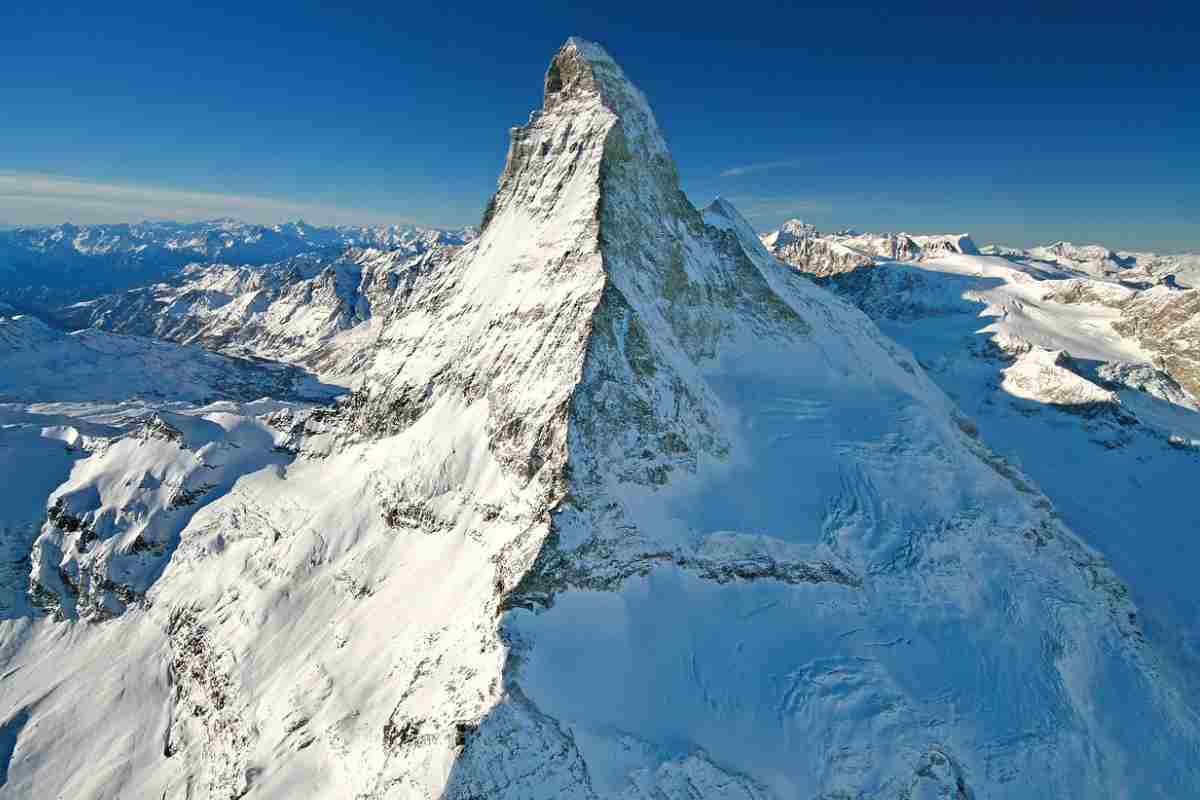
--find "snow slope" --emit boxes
[0,38,1196,800]
[765,227,1200,717]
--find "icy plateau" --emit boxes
[0,39,1198,799]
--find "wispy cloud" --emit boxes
[0,172,417,227]
[719,159,812,178]
[717,195,831,224]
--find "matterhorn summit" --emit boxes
[0,38,1197,800]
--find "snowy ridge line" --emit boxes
[1,218,475,270]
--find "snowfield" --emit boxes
[764,219,1200,714]
[0,38,1197,800]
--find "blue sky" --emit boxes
[2,1,1197,250]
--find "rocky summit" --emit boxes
[0,39,1198,800]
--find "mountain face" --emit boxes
[0,219,475,311]
[0,39,1198,800]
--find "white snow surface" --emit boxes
[0,38,1197,800]
[764,222,1200,740]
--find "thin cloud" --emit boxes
[0,172,418,227]
[719,195,831,223]
[719,159,812,178]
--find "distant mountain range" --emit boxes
[52,242,468,382]
[0,218,476,309]
[760,218,1200,287]
[760,218,1200,400]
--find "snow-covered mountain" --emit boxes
[52,241,468,383]
[0,218,476,309]
[760,218,978,278]
[765,218,1200,288]
[0,301,341,627]
[1113,285,1200,400]
[763,219,1200,402]
[0,39,1197,800]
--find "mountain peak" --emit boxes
[544,38,624,108]
[703,195,741,218]
[780,218,818,236]
[541,38,667,157]
[761,218,818,249]
[703,196,770,257]
[543,38,609,98]
[481,38,672,231]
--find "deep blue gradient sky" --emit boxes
[2,1,1198,249]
